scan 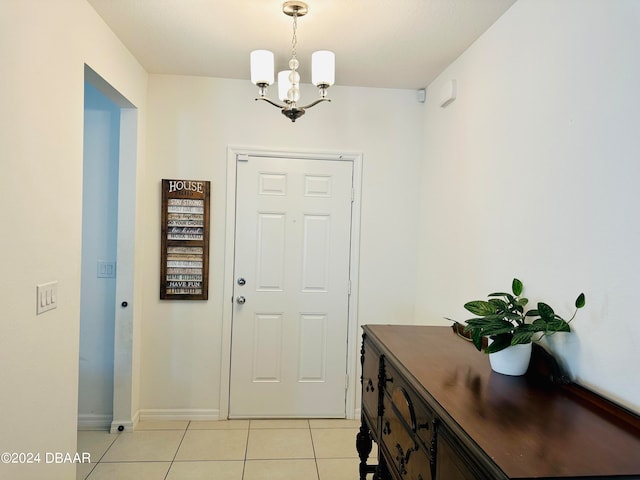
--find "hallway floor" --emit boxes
[77,419,371,480]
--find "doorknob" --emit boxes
[236,296,246,305]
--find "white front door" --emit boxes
[229,155,353,418]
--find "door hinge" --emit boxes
[351,188,355,203]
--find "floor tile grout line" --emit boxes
[309,421,322,480]
[94,430,121,463]
[80,428,123,478]
[96,460,178,464]
[162,420,190,480]
[242,420,251,479]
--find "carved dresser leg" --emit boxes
[357,415,374,480]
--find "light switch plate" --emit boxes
[97,261,116,278]
[36,281,58,315]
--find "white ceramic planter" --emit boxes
[489,342,532,376]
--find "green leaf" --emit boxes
[516,297,529,307]
[488,298,508,311]
[485,334,513,354]
[575,293,586,309]
[537,302,555,319]
[465,315,505,327]
[544,318,571,333]
[504,312,523,321]
[530,318,549,331]
[511,330,534,345]
[471,329,484,351]
[512,278,523,296]
[464,301,496,316]
[489,292,516,304]
[481,320,518,336]
[488,292,510,298]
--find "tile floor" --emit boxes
[77,419,374,480]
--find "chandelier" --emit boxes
[250,1,335,122]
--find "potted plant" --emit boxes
[453,278,585,375]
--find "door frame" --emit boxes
[220,146,363,419]
[84,65,139,432]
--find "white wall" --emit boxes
[0,1,147,478]
[139,76,424,417]
[416,0,640,412]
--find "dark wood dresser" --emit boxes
[357,325,640,480]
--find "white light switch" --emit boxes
[36,281,58,315]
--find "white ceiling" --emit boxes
[87,0,517,90]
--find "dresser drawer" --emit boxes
[381,390,433,480]
[407,443,433,480]
[382,359,435,448]
[436,430,476,480]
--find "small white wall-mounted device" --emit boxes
[439,79,457,108]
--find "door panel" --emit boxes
[256,213,286,290]
[229,155,353,417]
[252,313,283,382]
[302,214,331,291]
[299,313,328,381]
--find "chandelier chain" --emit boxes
[291,12,298,61]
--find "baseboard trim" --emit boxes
[139,409,221,422]
[110,410,140,433]
[78,414,113,431]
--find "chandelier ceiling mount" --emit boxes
[282,1,308,17]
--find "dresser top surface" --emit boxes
[363,324,640,478]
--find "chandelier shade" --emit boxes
[250,50,274,86]
[311,50,335,88]
[249,1,334,122]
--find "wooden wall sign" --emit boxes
[160,179,210,300]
